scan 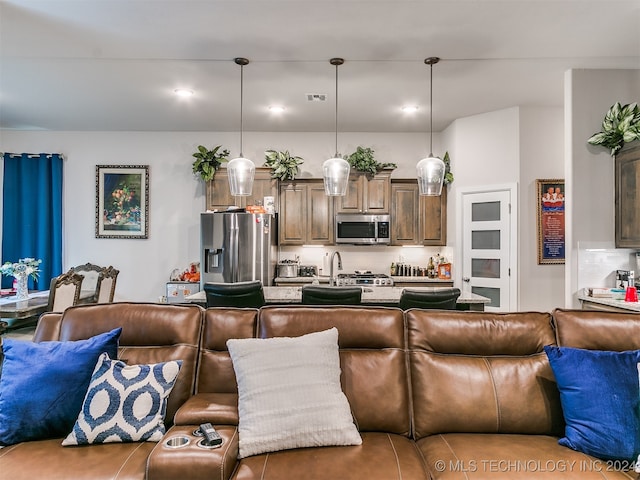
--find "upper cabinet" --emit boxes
[421,187,447,245]
[206,167,278,211]
[616,143,640,247]
[279,180,333,245]
[390,179,447,246]
[391,182,420,244]
[334,170,391,214]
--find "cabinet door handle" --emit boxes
[463,277,471,282]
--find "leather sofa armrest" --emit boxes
[174,393,238,426]
[147,425,239,480]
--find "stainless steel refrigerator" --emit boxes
[200,212,277,286]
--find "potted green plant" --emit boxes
[443,151,454,185]
[346,146,397,176]
[588,102,640,157]
[191,145,230,181]
[264,149,304,181]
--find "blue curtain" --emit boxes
[2,153,63,289]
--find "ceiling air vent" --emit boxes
[306,94,327,102]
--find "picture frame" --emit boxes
[95,165,149,239]
[536,178,565,264]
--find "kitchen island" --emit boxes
[187,286,490,311]
[577,292,640,313]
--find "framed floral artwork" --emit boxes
[95,165,149,239]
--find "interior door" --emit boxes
[461,188,516,311]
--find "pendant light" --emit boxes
[416,57,446,196]
[323,58,350,196]
[227,57,255,196]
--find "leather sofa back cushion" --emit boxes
[554,308,640,350]
[258,306,410,435]
[408,310,556,354]
[34,302,202,425]
[197,308,258,394]
[411,352,563,438]
[407,310,563,439]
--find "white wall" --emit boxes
[565,69,640,307]
[0,130,440,302]
[519,107,565,311]
[441,106,566,311]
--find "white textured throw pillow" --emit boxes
[227,327,362,458]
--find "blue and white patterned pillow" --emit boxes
[62,353,182,445]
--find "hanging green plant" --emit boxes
[346,146,397,176]
[191,145,230,181]
[443,151,454,185]
[587,102,640,157]
[264,150,304,181]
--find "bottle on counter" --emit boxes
[390,262,396,276]
[427,257,435,278]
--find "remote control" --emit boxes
[199,423,223,447]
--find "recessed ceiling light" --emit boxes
[402,105,419,113]
[269,105,285,113]
[174,88,194,97]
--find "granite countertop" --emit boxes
[187,286,490,305]
[577,293,640,312]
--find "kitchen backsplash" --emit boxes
[577,241,639,290]
[279,245,454,277]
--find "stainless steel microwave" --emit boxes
[335,214,391,245]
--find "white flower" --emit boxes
[0,258,42,280]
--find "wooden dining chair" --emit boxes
[72,262,105,302]
[47,271,84,312]
[95,266,119,303]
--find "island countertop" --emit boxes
[186,286,490,309]
[578,292,640,313]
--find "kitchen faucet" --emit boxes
[329,251,343,286]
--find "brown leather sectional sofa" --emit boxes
[1,303,638,480]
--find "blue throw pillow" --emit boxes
[0,328,121,445]
[544,345,640,461]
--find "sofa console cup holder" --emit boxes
[197,438,223,449]
[164,436,190,449]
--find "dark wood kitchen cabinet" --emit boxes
[334,170,391,214]
[391,182,420,244]
[206,167,278,211]
[616,143,640,247]
[279,180,333,245]
[390,180,447,246]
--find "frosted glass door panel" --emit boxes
[472,202,501,222]
[472,258,500,278]
[472,230,501,250]
[472,286,501,308]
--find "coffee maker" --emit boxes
[616,270,634,289]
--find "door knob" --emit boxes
[462,277,470,282]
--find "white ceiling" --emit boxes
[1,0,639,133]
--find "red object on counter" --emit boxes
[625,286,638,302]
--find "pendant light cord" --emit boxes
[239,63,244,157]
[429,61,433,157]
[334,62,339,157]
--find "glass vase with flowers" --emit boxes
[0,258,42,300]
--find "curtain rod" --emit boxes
[1,153,65,160]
